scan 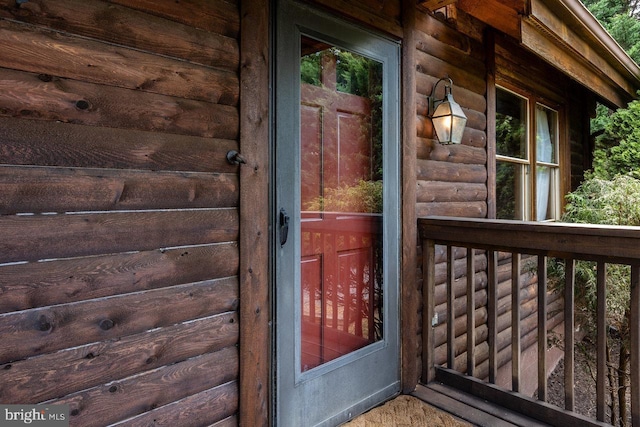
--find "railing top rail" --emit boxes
[418,216,640,264]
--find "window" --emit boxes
[496,87,560,221]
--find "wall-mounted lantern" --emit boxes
[428,77,467,145]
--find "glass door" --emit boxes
[274,1,400,426]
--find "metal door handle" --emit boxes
[279,208,290,247]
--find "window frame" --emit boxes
[494,83,564,222]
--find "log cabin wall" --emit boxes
[0,0,241,425]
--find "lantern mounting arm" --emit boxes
[427,77,454,116]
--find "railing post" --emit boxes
[537,255,548,402]
[564,259,575,412]
[422,239,436,383]
[467,248,476,377]
[447,246,455,369]
[596,262,607,422]
[512,253,521,393]
[488,250,498,384]
[631,265,640,427]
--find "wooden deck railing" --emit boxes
[419,216,640,427]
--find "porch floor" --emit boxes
[343,383,552,427]
[412,383,552,427]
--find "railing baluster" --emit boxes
[488,250,498,384]
[564,259,575,412]
[512,253,521,393]
[467,248,476,377]
[423,239,436,383]
[447,246,455,369]
[631,265,640,427]
[537,255,548,402]
[596,262,607,422]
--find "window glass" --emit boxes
[496,89,528,159]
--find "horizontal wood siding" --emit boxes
[0,0,241,425]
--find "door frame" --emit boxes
[272,1,401,425]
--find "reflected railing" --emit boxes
[419,216,640,427]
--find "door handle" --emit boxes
[279,208,290,247]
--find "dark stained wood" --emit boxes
[631,265,640,427]
[55,348,238,426]
[0,118,238,173]
[0,312,238,403]
[434,368,610,427]
[210,416,239,427]
[485,28,496,219]
[113,381,238,427]
[416,137,487,162]
[457,0,520,40]
[0,209,238,264]
[0,277,238,364]
[416,180,486,203]
[0,243,238,314]
[447,246,455,368]
[415,50,486,100]
[510,253,520,392]
[596,262,607,421]
[0,166,238,215]
[417,159,486,183]
[416,201,487,218]
[239,0,269,425]
[402,0,419,393]
[414,28,485,75]
[109,0,240,38]
[0,68,239,138]
[417,121,487,148]
[423,239,437,383]
[309,0,402,37]
[537,255,548,402]
[0,20,238,105]
[488,250,498,383]
[0,0,239,70]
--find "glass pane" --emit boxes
[536,166,559,221]
[299,36,384,372]
[496,161,528,220]
[496,88,528,159]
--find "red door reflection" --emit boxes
[300,42,383,371]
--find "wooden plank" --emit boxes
[486,28,497,219]
[308,0,402,38]
[209,416,238,427]
[596,262,607,421]
[0,242,238,314]
[414,9,485,61]
[466,248,477,376]
[401,0,419,393]
[564,259,575,411]
[537,255,548,402]
[418,217,640,264]
[447,246,455,369]
[0,117,238,172]
[0,68,239,138]
[416,180,487,204]
[238,0,269,425]
[511,253,521,392]
[53,348,238,426]
[109,0,240,38]
[0,20,238,105]
[488,250,498,383]
[416,159,486,183]
[436,367,611,427]
[0,166,238,215]
[413,384,519,427]
[416,137,487,163]
[0,277,238,364]
[457,0,520,40]
[110,381,238,427]
[0,209,238,264]
[416,201,487,218]
[415,51,486,103]
[0,0,239,70]
[631,265,640,427]
[423,239,437,383]
[0,312,238,403]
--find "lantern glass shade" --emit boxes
[431,93,467,144]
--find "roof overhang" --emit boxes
[421,0,640,108]
[521,0,640,108]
